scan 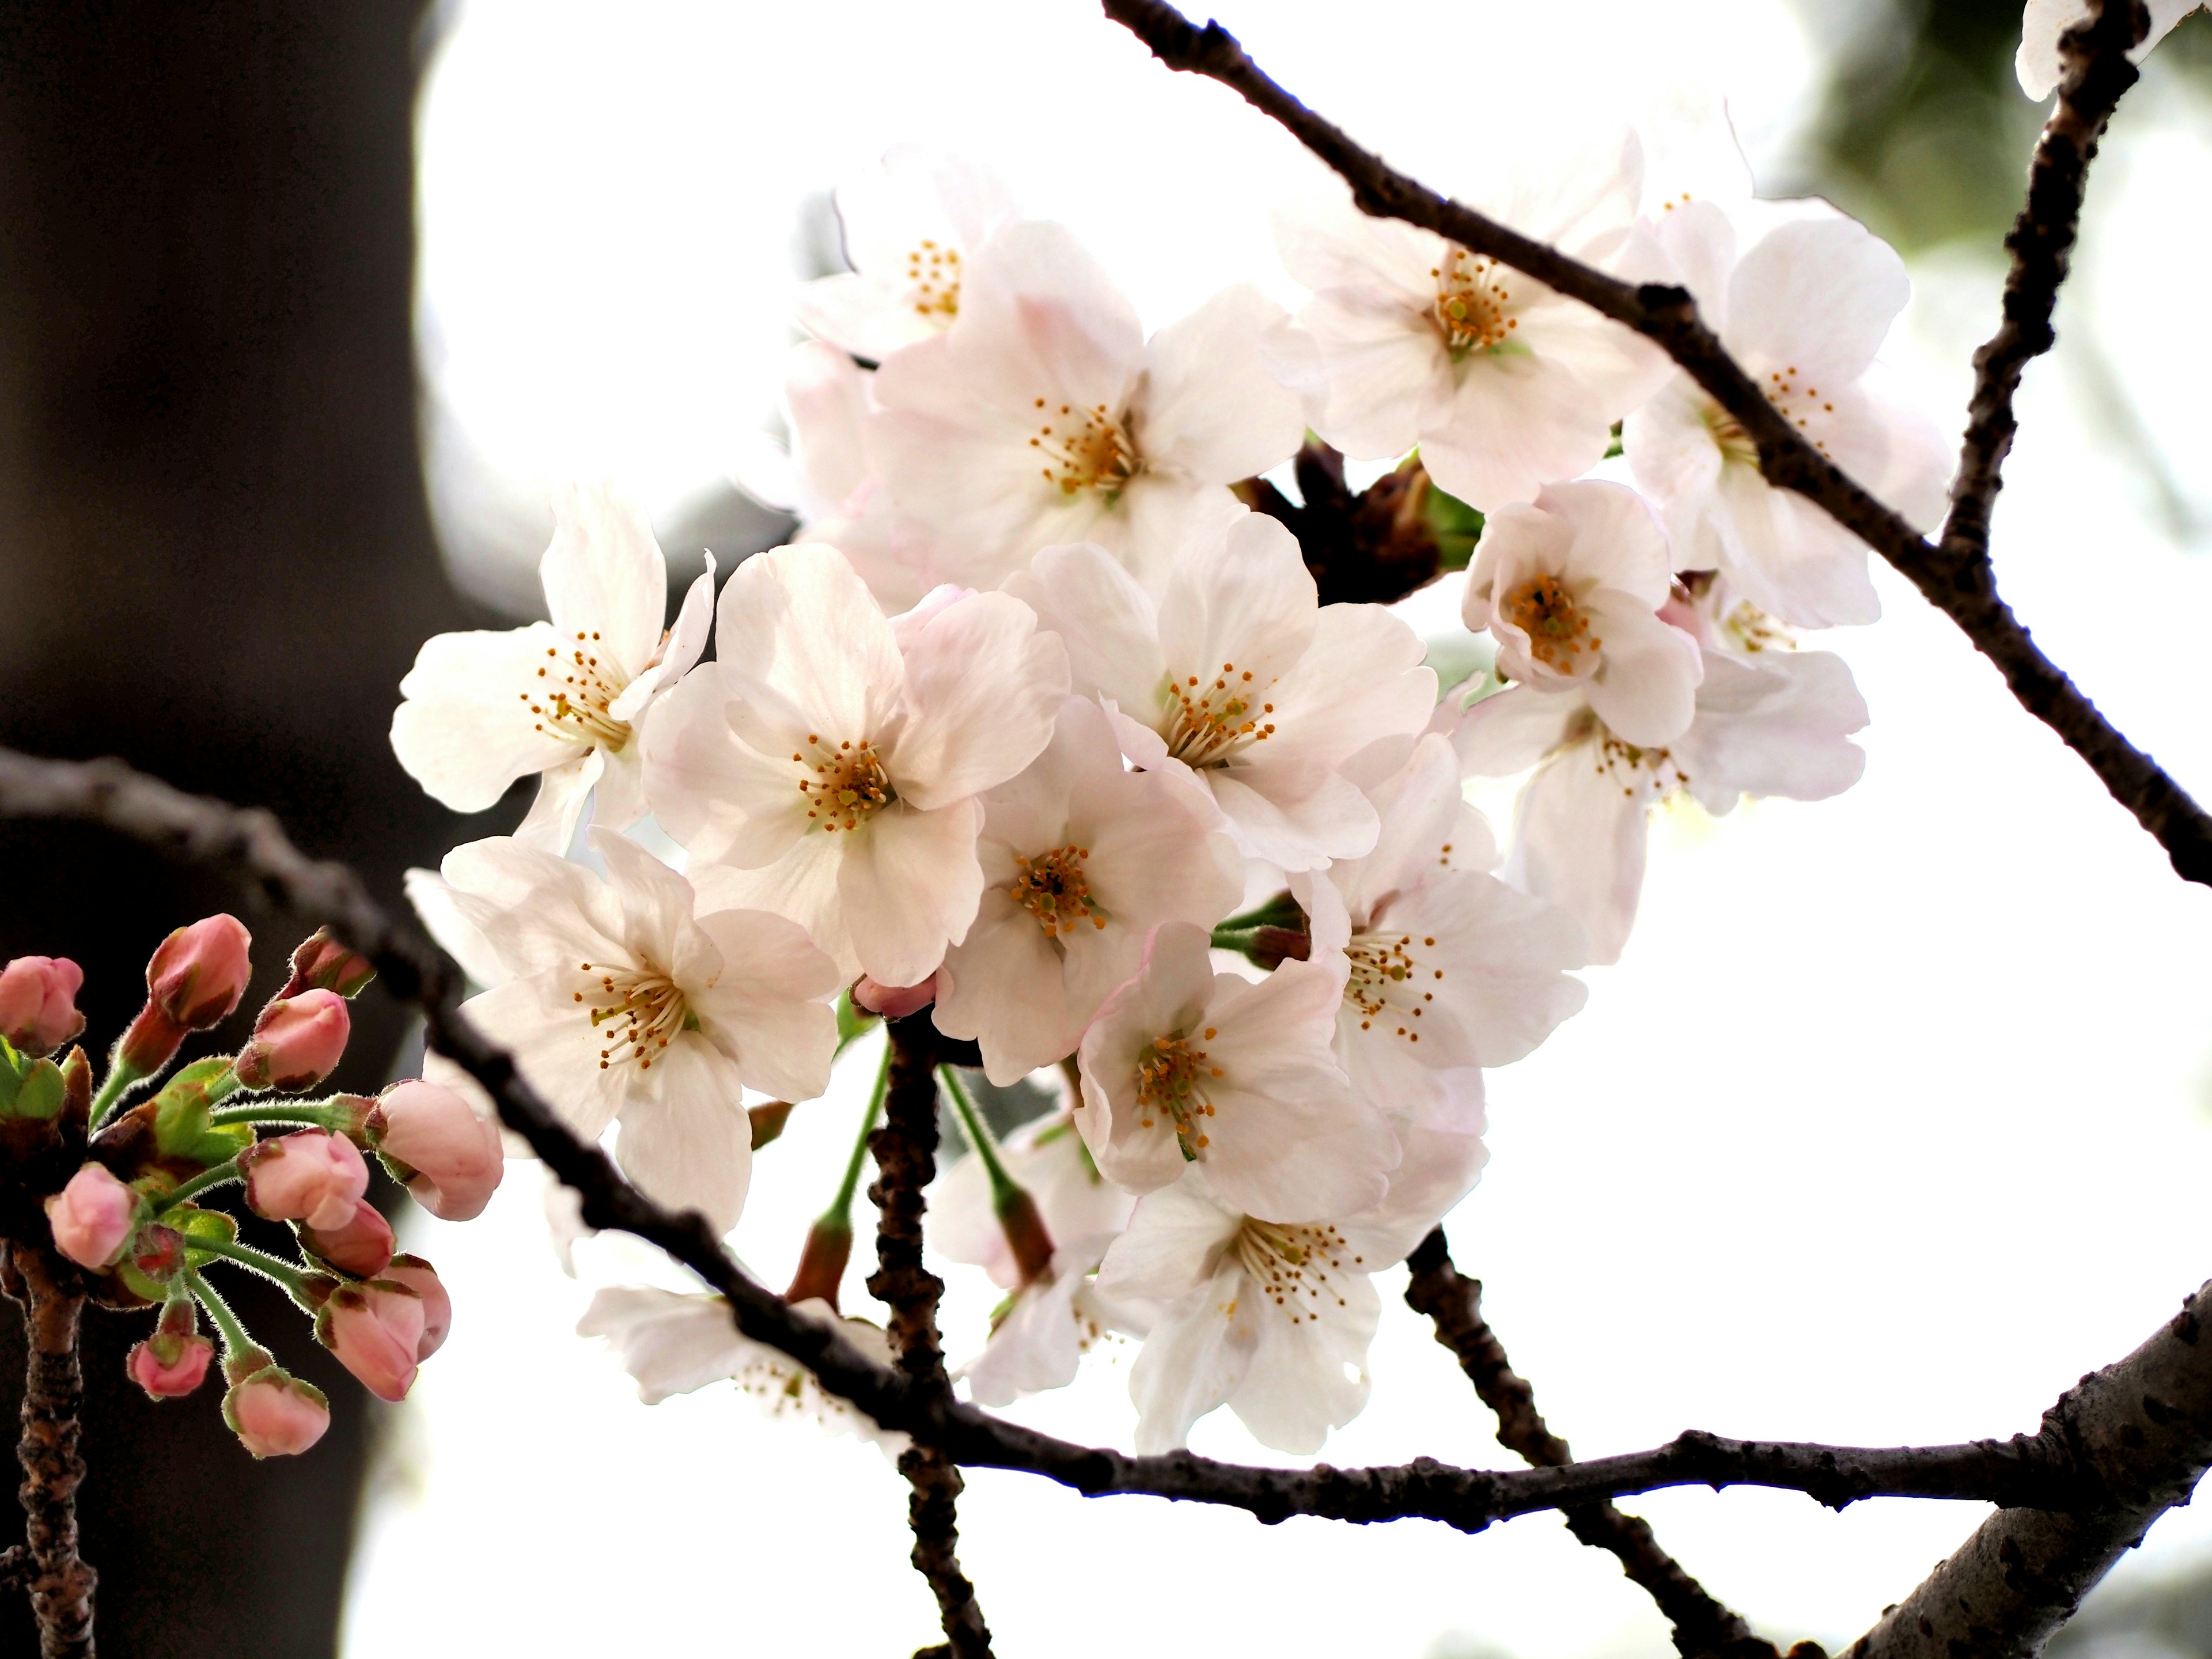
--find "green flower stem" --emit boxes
[191,1237,312,1303]
[185,1269,255,1360]
[824,1045,892,1225]
[88,1059,144,1131]
[938,1065,1021,1209]
[153,1158,240,1214]
[207,1099,347,1130]
[1210,890,1306,938]
[201,1066,245,1108]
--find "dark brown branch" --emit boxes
[3,1245,94,1658]
[1099,0,2212,889]
[1942,0,2147,567]
[869,1019,993,1659]
[1406,1231,1777,1659]
[1,747,2202,1539]
[1846,1285,2212,1659]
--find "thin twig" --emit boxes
[1942,0,2147,567]
[1,748,2205,1537]
[1406,1231,1779,1659]
[869,1018,994,1659]
[3,1245,94,1658]
[1098,0,2212,888]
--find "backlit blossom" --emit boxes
[931,1108,1136,1293]
[2017,0,2200,98]
[1296,734,1586,1130]
[1096,1127,1484,1454]
[434,830,840,1232]
[644,542,1068,985]
[933,696,1242,1084]
[392,484,715,851]
[1463,479,1703,746]
[794,147,1019,362]
[870,222,1305,593]
[959,1234,1153,1409]
[1273,141,1668,511]
[1623,199,1948,627]
[1007,516,1435,872]
[1074,921,1397,1222]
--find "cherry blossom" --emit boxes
[1463,479,1703,747]
[432,829,840,1232]
[1006,516,1435,872]
[933,697,1241,1085]
[869,222,1306,593]
[1623,198,1948,628]
[931,1108,1135,1294]
[1296,733,1586,1131]
[391,483,715,851]
[643,542,1067,986]
[1272,138,1668,512]
[1074,921,1397,1222]
[793,147,1019,362]
[1096,1126,1484,1454]
[2017,0,2201,99]
[1452,594,1869,963]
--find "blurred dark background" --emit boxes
[0,0,2199,1653]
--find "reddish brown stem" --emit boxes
[4,1244,94,1658]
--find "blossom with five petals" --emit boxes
[644,543,1068,985]
[391,484,715,850]
[432,829,840,1232]
[1007,516,1435,872]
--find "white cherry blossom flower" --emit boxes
[1074,921,1397,1222]
[2018,0,2200,98]
[1623,198,1948,628]
[391,483,714,851]
[1006,516,1436,872]
[643,543,1068,986]
[869,222,1306,593]
[958,1233,1153,1410]
[578,1286,908,1453]
[932,1107,1137,1291]
[1463,479,1703,747]
[1295,734,1587,1132]
[434,830,840,1232]
[793,146,1018,362]
[1452,611,1869,963]
[1272,138,1669,512]
[1096,1128,1483,1455]
[933,696,1243,1085]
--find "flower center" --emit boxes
[1431,247,1518,357]
[1707,366,1836,467]
[521,630,632,751]
[904,238,961,320]
[574,959,689,1073]
[1344,930,1440,1044]
[1012,846,1108,937]
[1163,661,1278,768]
[1595,729,1688,797]
[1723,600,1793,654]
[790,735,896,832]
[1502,575,1601,673]
[1704,404,1762,469]
[1234,1218,1360,1325]
[1135,1029,1224,1158]
[1028,399,1141,498]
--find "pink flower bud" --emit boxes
[146,915,253,1030]
[0,957,84,1058]
[44,1164,138,1270]
[299,1198,395,1279]
[223,1366,331,1457]
[316,1282,423,1402]
[278,928,376,1000]
[232,991,350,1092]
[368,1081,504,1222]
[381,1255,452,1359]
[128,1331,214,1398]
[852,973,937,1019]
[240,1130,369,1231]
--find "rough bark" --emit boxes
[4,1245,94,1658]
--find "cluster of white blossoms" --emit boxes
[387,122,1949,1455]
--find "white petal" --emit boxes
[1505,743,1653,967]
[1726,218,1907,390]
[1127,1261,1255,1454]
[513,750,604,853]
[890,592,1068,808]
[615,1035,755,1233]
[1230,1268,1378,1455]
[715,543,905,742]
[578,1286,748,1404]
[687,908,843,1103]
[391,624,587,812]
[541,483,668,681]
[1005,543,1166,717]
[836,799,985,986]
[1131,285,1305,483]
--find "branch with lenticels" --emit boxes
[1097,0,2212,889]
[6,748,2212,1565]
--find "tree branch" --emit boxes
[1406,1230,1778,1659]
[2,1244,94,1658]
[1942,0,2147,567]
[869,1018,994,1659]
[1097,0,2212,889]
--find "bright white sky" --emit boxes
[356,2,2212,1654]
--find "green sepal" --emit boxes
[177,1208,240,1268]
[152,1059,244,1164]
[115,1256,166,1303]
[4,1058,66,1122]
